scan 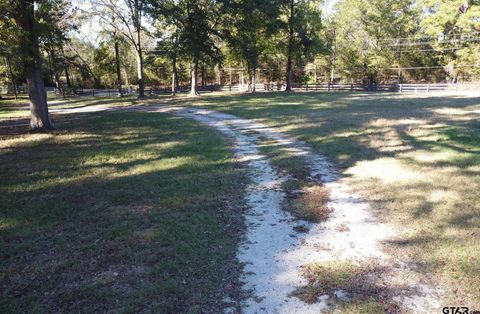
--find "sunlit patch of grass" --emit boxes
[174,92,480,305]
[0,110,247,312]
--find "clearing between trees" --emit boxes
[1,92,479,312]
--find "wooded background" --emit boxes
[1,0,479,126]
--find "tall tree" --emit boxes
[12,0,54,131]
[96,6,125,95]
[159,0,223,95]
[0,0,20,99]
[222,0,280,92]
[98,0,148,98]
[280,0,323,91]
[38,0,74,95]
[331,0,420,83]
[420,0,480,81]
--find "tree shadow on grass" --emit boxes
[0,111,247,313]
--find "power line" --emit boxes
[400,47,476,53]
[382,37,480,47]
[388,64,479,70]
[377,31,480,42]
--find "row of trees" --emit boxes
[1,0,479,130]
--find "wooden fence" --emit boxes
[2,83,477,99]
[217,83,479,93]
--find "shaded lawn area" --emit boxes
[0,110,246,312]
[172,92,480,306]
[0,95,141,119]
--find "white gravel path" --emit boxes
[149,106,442,313]
[53,103,442,313]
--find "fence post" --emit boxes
[350,84,353,92]
[455,83,458,92]
[399,84,403,93]
[93,89,95,97]
[427,84,430,93]
[229,85,232,92]
[328,83,331,91]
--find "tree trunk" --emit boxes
[201,61,206,88]
[136,48,145,98]
[330,29,336,84]
[114,39,123,96]
[47,50,54,86]
[64,63,71,87]
[15,0,54,131]
[215,65,221,85]
[135,5,145,99]
[247,64,253,93]
[123,68,130,88]
[5,57,17,100]
[49,49,63,95]
[61,47,71,88]
[175,72,180,91]
[190,58,199,96]
[240,64,245,87]
[171,54,177,96]
[253,67,257,92]
[285,0,294,92]
[286,54,292,91]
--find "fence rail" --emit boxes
[65,83,480,96]
[2,83,478,99]
[214,83,479,93]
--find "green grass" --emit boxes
[0,95,140,119]
[171,91,480,307]
[3,91,479,309]
[0,109,246,312]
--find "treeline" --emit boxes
[0,0,479,130]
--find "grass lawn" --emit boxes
[0,107,246,312]
[0,95,140,119]
[172,92,480,307]
[2,92,479,310]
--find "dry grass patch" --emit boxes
[290,260,410,313]
[258,139,332,222]
[287,185,332,222]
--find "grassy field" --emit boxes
[0,95,140,119]
[172,92,480,307]
[2,92,479,310]
[0,104,246,312]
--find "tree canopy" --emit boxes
[0,0,479,129]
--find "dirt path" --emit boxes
[148,106,442,313]
[52,103,442,312]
